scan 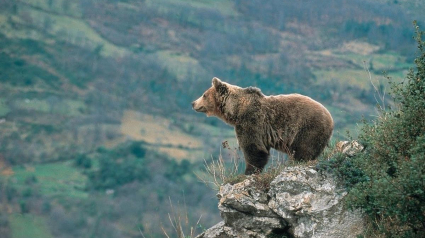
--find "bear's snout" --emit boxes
[192,99,207,113]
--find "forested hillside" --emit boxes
[0,0,423,237]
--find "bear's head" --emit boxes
[192,77,229,117]
[192,77,263,125]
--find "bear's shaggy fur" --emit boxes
[192,77,334,175]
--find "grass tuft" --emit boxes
[196,142,245,190]
[197,142,292,192]
[251,153,289,192]
[160,197,202,238]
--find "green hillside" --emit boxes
[0,0,423,237]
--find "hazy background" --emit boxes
[0,0,424,237]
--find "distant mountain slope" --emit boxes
[0,0,423,164]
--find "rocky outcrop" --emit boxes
[197,166,365,238]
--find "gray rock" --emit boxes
[196,221,238,238]
[215,178,287,237]
[336,140,364,157]
[268,166,364,237]
[197,166,365,238]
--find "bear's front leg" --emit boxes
[241,144,270,175]
[235,125,270,175]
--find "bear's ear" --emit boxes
[212,77,228,95]
[212,77,222,87]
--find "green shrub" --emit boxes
[74,154,92,169]
[165,159,191,180]
[316,150,367,189]
[19,200,29,213]
[129,141,146,158]
[87,143,150,190]
[346,22,425,237]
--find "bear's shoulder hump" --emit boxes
[245,86,264,97]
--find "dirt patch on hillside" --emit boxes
[120,110,203,161]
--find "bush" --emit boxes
[74,154,92,169]
[87,143,150,190]
[346,22,425,237]
[129,141,146,158]
[165,159,191,180]
[19,200,29,213]
[316,150,367,189]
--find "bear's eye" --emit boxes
[203,93,207,98]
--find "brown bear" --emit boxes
[192,77,334,175]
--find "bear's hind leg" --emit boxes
[293,146,317,161]
[292,135,328,161]
[242,144,270,175]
